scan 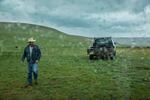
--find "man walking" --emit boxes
[22,37,41,87]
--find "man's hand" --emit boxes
[36,60,38,63]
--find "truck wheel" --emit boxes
[110,55,115,60]
[89,55,94,60]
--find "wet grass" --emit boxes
[0,22,150,99]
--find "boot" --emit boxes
[24,83,32,88]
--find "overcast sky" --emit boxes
[0,0,150,37]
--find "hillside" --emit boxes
[0,22,90,52]
[0,22,150,99]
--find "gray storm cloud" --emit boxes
[0,0,150,37]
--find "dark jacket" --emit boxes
[22,45,41,63]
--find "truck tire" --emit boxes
[110,55,115,60]
[89,55,94,60]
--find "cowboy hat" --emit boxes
[27,37,36,42]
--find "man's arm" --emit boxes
[21,47,26,62]
[37,46,41,61]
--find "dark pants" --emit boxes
[27,63,38,84]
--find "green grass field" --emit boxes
[0,22,150,100]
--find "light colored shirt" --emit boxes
[29,46,33,57]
